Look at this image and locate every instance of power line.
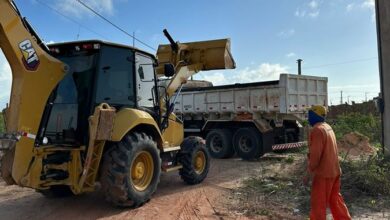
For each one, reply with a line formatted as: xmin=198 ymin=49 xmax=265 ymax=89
xmin=76 ymin=0 xmax=156 ymax=51
xmin=304 ymin=57 xmax=378 ymax=70
xmin=35 ymin=0 xmax=107 ymax=40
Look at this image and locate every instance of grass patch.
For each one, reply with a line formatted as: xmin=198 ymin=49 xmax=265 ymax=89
xmin=232 ymin=154 xmax=390 ymax=218
xmin=341 ymin=155 xmax=390 ymax=201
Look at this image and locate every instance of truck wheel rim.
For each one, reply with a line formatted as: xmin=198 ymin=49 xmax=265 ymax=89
xmin=238 ymin=136 xmax=252 ymax=153
xmin=210 ymin=135 xmax=223 ymax=153
xmin=194 ymin=151 xmax=206 ymax=174
xmin=130 ymin=151 xmax=154 ymax=191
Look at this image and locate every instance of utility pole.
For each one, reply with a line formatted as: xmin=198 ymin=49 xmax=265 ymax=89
xmin=376 ymin=0 xmax=390 ymax=155
xmin=297 ymin=59 xmax=303 ymax=75
xmin=340 ymin=91 xmax=343 ymax=104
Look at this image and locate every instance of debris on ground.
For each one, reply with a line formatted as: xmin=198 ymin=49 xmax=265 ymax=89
xmin=337 ymin=132 xmax=377 ymax=158
xmin=228 ymin=153 xmax=390 ymax=219
xmin=0 ymin=153 xmax=389 ymax=219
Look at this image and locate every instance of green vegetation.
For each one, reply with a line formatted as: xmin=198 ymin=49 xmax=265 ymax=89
xmin=0 ymin=112 xmax=4 ymax=133
xmin=341 ymin=154 xmax=390 ymax=198
xmin=331 ymin=113 xmax=381 ymax=144
xmin=234 ymin=154 xmax=390 ymax=217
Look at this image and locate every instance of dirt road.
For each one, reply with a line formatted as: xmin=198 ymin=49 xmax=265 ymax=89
xmin=1 ymin=154 xmax=388 ymax=220
xmin=0 ymin=158 xmax=264 ymax=220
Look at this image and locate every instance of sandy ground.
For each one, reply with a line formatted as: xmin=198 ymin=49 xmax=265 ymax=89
xmin=0 ymin=158 xmax=264 ymax=220
xmin=0 ymin=155 xmax=389 ymax=220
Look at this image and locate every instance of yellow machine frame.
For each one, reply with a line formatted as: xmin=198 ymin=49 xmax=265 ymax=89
xmin=0 ymin=0 xmax=235 ymax=195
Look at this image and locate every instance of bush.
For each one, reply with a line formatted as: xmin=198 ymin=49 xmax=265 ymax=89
xmin=341 ymin=155 xmax=390 ymax=195
xmin=331 ymin=113 xmax=381 ymax=144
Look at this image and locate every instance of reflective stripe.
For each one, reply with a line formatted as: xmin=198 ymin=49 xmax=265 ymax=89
xmin=272 ymin=141 xmax=307 ymax=150
xmin=21 ymin=132 xmax=36 ymax=140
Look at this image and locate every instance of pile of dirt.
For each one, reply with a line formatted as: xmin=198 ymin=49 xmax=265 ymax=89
xmin=337 ymin=132 xmax=376 ymax=158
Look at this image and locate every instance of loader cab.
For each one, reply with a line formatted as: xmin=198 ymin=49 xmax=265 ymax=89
xmin=41 ymin=41 xmax=160 ymax=145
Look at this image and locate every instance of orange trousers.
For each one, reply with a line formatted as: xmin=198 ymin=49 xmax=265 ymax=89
xmin=310 ymin=175 xmax=351 ymax=220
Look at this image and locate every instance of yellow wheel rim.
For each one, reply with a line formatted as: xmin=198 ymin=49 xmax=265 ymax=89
xmin=130 ymin=151 xmax=154 ymax=192
xmin=194 ymin=151 xmax=206 ymax=175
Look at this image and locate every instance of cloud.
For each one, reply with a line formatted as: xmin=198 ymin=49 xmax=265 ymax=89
xmin=309 ymin=0 xmax=319 ymax=9
xmin=295 ymin=1 xmax=321 ymax=18
xmin=278 ymin=29 xmax=295 ymax=39
xmin=329 ymin=84 xmax=378 ymax=90
xmin=286 ymin=52 xmax=296 ymax=58
xmin=346 ymin=3 xmax=355 ymax=12
xmin=45 ymin=40 xmax=56 ymax=45
xmin=347 ymin=0 xmax=375 ymax=20
xmin=361 ymin=0 xmax=374 ymax=10
xmin=198 ymin=63 xmax=289 ymax=86
xmin=53 ymin=0 xmax=116 ymax=18
xmin=308 ymin=11 xmax=320 ymax=18
xmin=295 ymin=9 xmax=306 ymax=17
xmin=198 ymin=72 xmax=227 ymax=86
xmin=233 ymin=63 xmax=289 ymax=82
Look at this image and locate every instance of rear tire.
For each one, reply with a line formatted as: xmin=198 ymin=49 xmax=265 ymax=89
xmin=233 ymin=128 xmax=263 ymax=160
xmin=179 ymin=137 xmax=210 ymax=185
xmin=206 ymin=129 xmax=234 ymax=158
xmin=100 ymin=133 xmax=161 ymax=207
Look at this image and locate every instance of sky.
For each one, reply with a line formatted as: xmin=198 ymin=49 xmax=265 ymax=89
xmin=0 ymin=0 xmax=379 ymax=108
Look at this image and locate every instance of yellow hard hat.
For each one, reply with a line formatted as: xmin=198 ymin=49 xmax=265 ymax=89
xmin=310 ymin=105 xmax=327 ymax=117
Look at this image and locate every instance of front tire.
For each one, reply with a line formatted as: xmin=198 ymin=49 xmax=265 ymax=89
xmin=100 ymin=133 xmax=161 ymax=207
xmin=179 ymin=137 xmax=210 ymax=185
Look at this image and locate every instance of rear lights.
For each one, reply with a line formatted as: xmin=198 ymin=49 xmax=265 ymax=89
xmin=50 ymin=43 xmax=100 ymax=54
xmin=50 ymin=47 xmax=60 ymax=54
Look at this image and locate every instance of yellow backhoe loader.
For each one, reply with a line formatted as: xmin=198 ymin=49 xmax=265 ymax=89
xmin=0 ymin=0 xmax=235 ymax=207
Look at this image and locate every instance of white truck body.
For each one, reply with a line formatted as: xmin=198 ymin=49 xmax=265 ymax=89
xmin=174 ymin=74 xmax=328 ymax=120
xmin=172 ymin=74 xmax=328 ymax=160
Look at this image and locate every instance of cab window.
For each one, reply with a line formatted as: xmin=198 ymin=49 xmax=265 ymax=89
xmin=95 ymin=46 xmax=135 ymax=107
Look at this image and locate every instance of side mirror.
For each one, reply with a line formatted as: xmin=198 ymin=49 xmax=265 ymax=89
xmin=164 ymin=63 xmax=175 ymax=77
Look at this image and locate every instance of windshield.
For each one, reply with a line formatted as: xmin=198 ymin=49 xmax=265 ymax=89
xmin=95 ymin=46 xmax=135 ymax=106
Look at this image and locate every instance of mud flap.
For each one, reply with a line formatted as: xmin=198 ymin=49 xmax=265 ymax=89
xmin=261 ymin=131 xmax=275 ymax=154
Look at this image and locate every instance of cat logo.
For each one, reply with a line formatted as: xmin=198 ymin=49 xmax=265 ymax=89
xmin=19 ymin=39 xmax=40 ymax=71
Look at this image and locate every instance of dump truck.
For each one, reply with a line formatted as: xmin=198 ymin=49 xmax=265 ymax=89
xmin=173 ymin=74 xmax=328 ymax=160
xmin=0 ymin=0 xmax=235 ymax=207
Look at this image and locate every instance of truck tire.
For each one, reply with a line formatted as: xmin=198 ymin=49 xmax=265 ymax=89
xmin=179 ymin=137 xmax=210 ymax=185
xmin=100 ymin=133 xmax=161 ymax=207
xmin=206 ymin=129 xmax=234 ymax=158
xmin=233 ymin=128 xmax=263 ymax=160
xmin=37 ymin=185 xmax=74 ymax=198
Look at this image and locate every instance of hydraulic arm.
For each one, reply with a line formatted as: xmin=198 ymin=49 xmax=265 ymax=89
xmin=156 ymin=30 xmax=235 ymax=127
xmin=0 ymin=0 xmax=67 ymax=182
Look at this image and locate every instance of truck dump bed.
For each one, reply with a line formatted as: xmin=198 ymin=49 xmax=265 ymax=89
xmin=175 ymin=74 xmax=328 ymax=119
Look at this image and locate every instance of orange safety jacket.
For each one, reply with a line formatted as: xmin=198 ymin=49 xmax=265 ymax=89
xmin=308 ymin=122 xmax=341 ymax=178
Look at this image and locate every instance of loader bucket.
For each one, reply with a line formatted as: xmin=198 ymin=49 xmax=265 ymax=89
xmin=156 ymin=38 xmax=235 ymax=74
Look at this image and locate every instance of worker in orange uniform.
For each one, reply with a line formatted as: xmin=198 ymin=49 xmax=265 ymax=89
xmin=305 ymin=105 xmax=351 ymax=220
